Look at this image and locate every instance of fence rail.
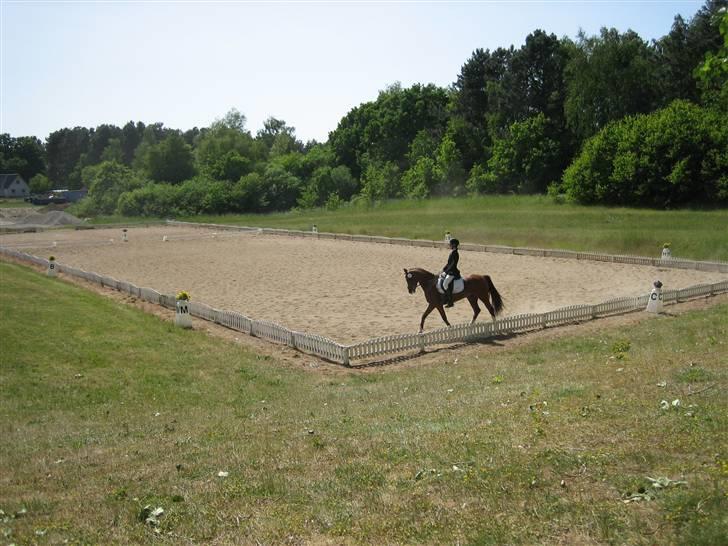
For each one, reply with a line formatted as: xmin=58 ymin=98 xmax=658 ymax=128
xmin=3 ymin=230 xmax=728 ymax=366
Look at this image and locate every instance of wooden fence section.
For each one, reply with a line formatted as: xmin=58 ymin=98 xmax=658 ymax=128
xmin=2 ymin=243 xmax=728 ymax=367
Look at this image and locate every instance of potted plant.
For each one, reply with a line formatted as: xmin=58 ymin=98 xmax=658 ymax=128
xmin=174 ymin=291 xmax=192 ymax=328
xmin=661 ymin=243 xmax=672 ymax=260
xmin=122 ymin=228 xmax=128 ymax=242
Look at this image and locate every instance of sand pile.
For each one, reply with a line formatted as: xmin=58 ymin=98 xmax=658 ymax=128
xmin=0 ymin=208 xmax=84 ymax=228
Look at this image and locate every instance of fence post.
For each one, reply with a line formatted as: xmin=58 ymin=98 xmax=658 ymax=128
xmin=418 ymin=333 xmax=425 ymax=353
xmin=342 ymin=347 xmax=350 ymax=367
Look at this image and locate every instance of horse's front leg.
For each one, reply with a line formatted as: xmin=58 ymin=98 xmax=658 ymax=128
xmin=435 ymin=304 xmax=451 ymax=328
xmin=420 ymin=303 xmax=436 ymax=333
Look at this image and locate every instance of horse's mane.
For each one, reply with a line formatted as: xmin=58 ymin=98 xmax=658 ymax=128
xmin=408 ymin=267 xmax=436 ymax=279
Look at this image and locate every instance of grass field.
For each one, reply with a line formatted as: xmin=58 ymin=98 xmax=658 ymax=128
xmin=1 ymin=260 xmax=726 ymax=545
xmin=89 ymin=196 xmax=728 ymax=262
xmin=0 ymin=199 xmax=36 ymax=208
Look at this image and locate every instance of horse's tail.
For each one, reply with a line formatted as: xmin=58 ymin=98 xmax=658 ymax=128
xmin=486 ymin=275 xmax=504 ymax=315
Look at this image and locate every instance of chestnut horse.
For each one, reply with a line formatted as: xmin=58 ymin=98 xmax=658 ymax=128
xmin=403 ymin=267 xmax=504 ymax=332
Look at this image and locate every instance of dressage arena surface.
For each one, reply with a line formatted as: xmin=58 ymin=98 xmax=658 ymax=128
xmin=2 ymin=225 xmax=726 ymax=343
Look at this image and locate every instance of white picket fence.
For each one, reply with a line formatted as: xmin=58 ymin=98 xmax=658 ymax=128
xmin=2 ymin=234 xmax=728 ymax=367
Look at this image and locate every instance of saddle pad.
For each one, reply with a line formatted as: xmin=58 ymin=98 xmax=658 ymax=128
xmin=437 ymin=277 xmax=465 ymax=294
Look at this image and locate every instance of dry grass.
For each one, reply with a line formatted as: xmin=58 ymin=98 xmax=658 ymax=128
xmin=1 ymin=260 xmax=726 ymax=545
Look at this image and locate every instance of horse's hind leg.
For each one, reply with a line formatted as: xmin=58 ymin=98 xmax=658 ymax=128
xmin=467 ymin=295 xmax=481 ymax=324
xmin=479 ymin=289 xmax=497 ymax=321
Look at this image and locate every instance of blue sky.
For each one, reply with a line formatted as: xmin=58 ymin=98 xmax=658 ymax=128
xmin=1 ymin=0 xmax=706 ymax=143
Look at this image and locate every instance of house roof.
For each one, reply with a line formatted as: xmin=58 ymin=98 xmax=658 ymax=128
xmin=0 ymin=173 xmax=27 ymax=190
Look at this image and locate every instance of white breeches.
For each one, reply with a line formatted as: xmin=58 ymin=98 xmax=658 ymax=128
xmin=443 ymin=274 xmax=455 ymax=290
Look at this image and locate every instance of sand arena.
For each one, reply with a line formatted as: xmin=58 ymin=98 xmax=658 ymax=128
xmin=2 ymin=225 xmax=725 ymax=343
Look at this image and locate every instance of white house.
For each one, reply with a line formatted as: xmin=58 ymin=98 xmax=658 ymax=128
xmin=0 ymin=174 xmax=30 ymax=198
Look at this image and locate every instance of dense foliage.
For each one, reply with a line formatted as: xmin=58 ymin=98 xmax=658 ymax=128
xmin=559 ymin=100 xmax=728 ymax=206
xmin=1 ymin=1 xmax=725 ymax=213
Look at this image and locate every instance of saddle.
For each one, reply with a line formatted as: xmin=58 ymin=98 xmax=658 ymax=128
xmin=436 ymin=275 xmax=465 ymax=295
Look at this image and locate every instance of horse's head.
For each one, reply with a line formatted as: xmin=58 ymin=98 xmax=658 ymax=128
xmin=403 ymin=268 xmax=418 ymax=294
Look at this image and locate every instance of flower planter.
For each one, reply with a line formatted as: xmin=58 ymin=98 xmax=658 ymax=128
xmin=47 ymin=260 xmax=57 ymax=277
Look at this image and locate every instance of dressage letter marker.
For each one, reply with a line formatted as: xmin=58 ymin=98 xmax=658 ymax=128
xmin=646 ymin=280 xmax=664 ymax=314
xmin=175 ymin=299 xmax=192 ymax=328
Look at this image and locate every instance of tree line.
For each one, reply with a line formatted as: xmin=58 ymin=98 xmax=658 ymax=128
xmin=1 ymin=0 xmax=726 ymax=214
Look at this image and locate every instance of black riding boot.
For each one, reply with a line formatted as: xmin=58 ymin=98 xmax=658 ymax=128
xmin=445 ymin=284 xmax=454 ymax=307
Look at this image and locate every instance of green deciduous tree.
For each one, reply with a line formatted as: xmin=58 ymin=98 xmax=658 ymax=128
xmin=261 ymin=164 xmax=302 ymax=211
xmin=482 ymin=113 xmax=561 ymax=194
xmin=655 ymin=2 xmax=727 ymax=106
xmin=141 ymin=133 xmax=196 ymax=184
xmin=29 ymin=173 xmax=51 ymax=194
xmin=561 ymin=100 xmax=728 ymax=206
xmin=329 ymin=83 xmax=449 ymax=178
xmin=696 ymin=5 xmax=728 ymax=108
xmin=0 ymin=134 xmax=46 ymax=181
xmin=256 ymin=117 xmax=302 ymax=157
xmin=401 ymin=157 xmax=438 ymax=198
xmin=80 ymin=161 xmax=144 ymax=214
xmin=565 ymin=28 xmax=659 ymax=140
xmin=87 ymin=124 xmax=123 ymax=165
xmin=297 ymin=165 xmax=356 ymax=208
xmin=116 ymin=183 xmax=180 ymax=217
xmin=433 ymin=134 xmax=467 ymax=195
xmin=359 ymin=160 xmax=401 ymax=201
xmin=100 ymin=138 xmax=124 ymax=163
xmin=231 ymin=172 xmax=268 ymax=212
xmin=196 ymin=112 xmax=263 ymax=182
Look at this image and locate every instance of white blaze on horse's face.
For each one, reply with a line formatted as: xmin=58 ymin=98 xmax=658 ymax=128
xmin=404 ymin=270 xmax=417 ymax=294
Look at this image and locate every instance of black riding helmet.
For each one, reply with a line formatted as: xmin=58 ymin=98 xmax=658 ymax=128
xmin=449 ymin=238 xmax=460 ymax=248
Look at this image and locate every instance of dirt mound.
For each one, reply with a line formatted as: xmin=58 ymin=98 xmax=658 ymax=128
xmin=0 ymin=208 xmax=84 ymax=228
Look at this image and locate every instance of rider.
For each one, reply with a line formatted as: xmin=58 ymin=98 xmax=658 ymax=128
xmin=441 ymin=238 xmax=461 ymax=307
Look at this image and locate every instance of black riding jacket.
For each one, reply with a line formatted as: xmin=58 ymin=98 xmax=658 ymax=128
xmin=443 ymin=249 xmax=461 ymax=278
